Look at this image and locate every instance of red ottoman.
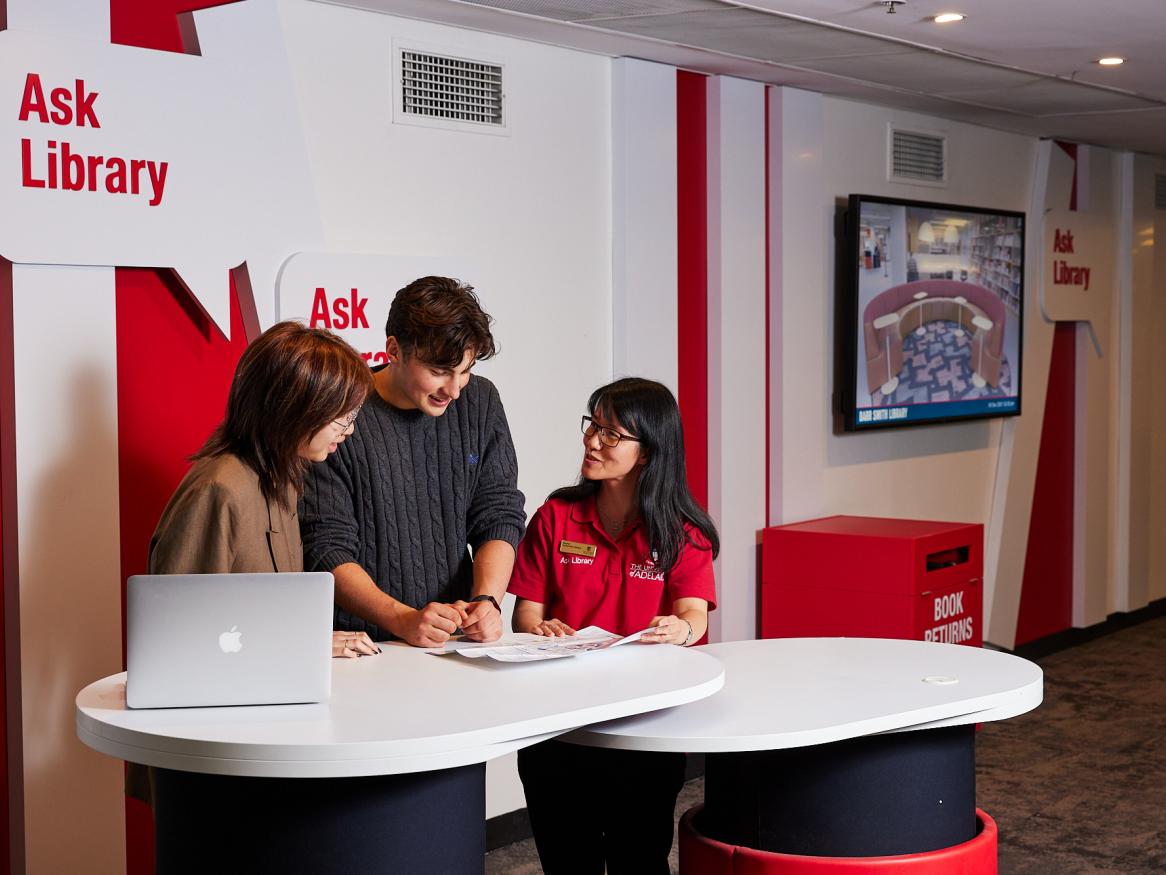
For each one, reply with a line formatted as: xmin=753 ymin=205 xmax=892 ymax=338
xmin=680 ymin=805 xmax=998 ymax=875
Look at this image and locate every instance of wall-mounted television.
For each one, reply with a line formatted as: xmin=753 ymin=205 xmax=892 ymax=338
xmin=839 ymin=194 xmax=1024 ymax=431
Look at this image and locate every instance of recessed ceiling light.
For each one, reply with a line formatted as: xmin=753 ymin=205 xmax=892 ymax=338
xmin=933 ymin=13 xmax=965 ymax=23
xmin=1097 ymin=57 xmax=1125 ymax=66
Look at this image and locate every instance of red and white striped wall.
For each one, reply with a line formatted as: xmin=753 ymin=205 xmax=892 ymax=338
xmin=1 ymin=5 xmax=1163 ymax=874
xmin=1 ymin=5 xmax=254 ymax=874
xmin=612 ymin=61 xmax=769 ymax=645
xmin=611 ymin=65 xmax=1164 ymax=660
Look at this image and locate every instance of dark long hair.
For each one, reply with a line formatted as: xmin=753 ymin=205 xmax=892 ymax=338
xmin=550 ymin=378 xmax=719 ymax=575
xmin=195 ymin=321 xmax=373 ymax=509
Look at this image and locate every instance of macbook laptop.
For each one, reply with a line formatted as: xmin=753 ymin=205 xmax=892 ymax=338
xmin=126 ymin=572 xmax=334 ymax=709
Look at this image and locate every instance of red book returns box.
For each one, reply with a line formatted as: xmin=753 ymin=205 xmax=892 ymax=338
xmin=760 ymin=515 xmax=983 ymax=647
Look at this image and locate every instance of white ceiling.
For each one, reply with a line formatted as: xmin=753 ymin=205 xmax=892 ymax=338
xmin=321 ymin=0 xmax=1166 ymax=156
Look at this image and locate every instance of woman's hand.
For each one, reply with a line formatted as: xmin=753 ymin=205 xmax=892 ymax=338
xmin=529 ymin=619 xmax=576 ymax=637
xmin=332 ymin=630 xmax=380 ymax=658
xmin=640 ymin=615 xmax=692 ymax=646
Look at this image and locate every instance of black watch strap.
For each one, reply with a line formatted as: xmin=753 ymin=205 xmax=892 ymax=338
xmin=470 ymin=594 xmax=501 ymax=613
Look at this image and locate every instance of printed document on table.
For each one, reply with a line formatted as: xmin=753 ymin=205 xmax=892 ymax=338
xmin=429 ymin=626 xmax=649 ymax=662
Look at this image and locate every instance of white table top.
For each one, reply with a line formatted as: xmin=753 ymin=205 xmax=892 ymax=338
xmin=76 ymin=642 xmax=724 ymax=777
xmin=872 ymin=313 xmax=900 ymax=330
xmin=564 ymin=638 xmax=1042 ymax=753
xmin=913 ymin=291 xmax=929 ymax=300
xmin=972 ymin=315 xmax=994 ymax=331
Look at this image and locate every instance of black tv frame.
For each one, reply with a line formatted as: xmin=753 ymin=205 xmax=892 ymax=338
xmin=838 ymin=193 xmax=1025 ymax=433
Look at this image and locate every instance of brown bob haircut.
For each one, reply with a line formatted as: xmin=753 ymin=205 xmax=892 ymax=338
xmin=384 ymin=276 xmax=497 ymax=368
xmin=196 ymin=321 xmax=373 ymax=509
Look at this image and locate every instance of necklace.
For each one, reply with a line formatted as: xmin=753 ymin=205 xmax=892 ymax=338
xmin=599 ymin=506 xmax=636 ymax=537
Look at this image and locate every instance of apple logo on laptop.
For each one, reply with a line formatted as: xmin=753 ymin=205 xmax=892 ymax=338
xmin=218 ymin=625 xmax=243 ymax=653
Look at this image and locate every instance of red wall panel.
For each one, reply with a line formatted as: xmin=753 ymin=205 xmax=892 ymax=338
xmin=677 ymin=71 xmax=709 ymax=510
xmin=1015 ymin=142 xmax=1080 ymax=647
xmin=1016 ymin=322 xmax=1076 ymax=645
xmin=1 ymin=258 xmax=15 ymax=875
xmin=109 ymin=5 xmax=253 ymax=873
xmin=115 ymin=268 xmax=248 ymax=875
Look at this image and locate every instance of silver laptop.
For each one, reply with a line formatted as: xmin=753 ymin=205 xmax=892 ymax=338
xmin=126 ymin=572 xmax=334 ymax=709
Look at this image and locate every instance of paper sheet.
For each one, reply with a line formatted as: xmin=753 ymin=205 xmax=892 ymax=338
xmin=428 ymin=626 xmax=649 ymax=662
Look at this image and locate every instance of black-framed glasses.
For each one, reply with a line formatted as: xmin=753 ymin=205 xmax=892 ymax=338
xmin=581 ymin=415 xmax=640 ymax=448
xmin=332 ymin=407 xmax=362 ymax=432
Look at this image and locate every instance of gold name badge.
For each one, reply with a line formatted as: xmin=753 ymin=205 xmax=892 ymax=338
xmin=559 ymin=539 xmax=598 ymax=558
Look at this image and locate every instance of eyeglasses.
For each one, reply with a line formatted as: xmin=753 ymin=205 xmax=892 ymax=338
xmin=581 ymin=415 xmax=640 ymax=448
xmin=332 ymin=407 xmax=362 ymax=432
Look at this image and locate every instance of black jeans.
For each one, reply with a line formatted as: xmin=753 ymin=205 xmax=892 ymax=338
xmin=517 ymin=739 xmax=687 ymax=875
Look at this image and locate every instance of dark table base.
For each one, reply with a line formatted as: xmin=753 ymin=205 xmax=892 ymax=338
xmin=701 ymin=724 xmax=976 ymax=856
xmin=153 ymin=763 xmax=485 ymax=875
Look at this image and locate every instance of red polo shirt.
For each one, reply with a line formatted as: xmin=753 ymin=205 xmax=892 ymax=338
xmin=507 ymin=496 xmax=717 ymax=637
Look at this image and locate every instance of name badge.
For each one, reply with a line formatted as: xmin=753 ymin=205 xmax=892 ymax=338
xmin=559 ymin=539 xmax=597 ymax=558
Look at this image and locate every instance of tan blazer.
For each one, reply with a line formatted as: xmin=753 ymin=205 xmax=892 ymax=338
xmin=131 ymin=454 xmax=303 ymax=804
xmin=148 ymin=453 xmax=303 ymax=574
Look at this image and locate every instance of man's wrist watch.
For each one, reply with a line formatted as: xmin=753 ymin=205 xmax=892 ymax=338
xmin=470 ymin=594 xmax=501 ymax=613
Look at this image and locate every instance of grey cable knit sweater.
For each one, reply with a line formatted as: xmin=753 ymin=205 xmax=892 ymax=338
xmin=300 ymin=373 xmax=525 ymax=640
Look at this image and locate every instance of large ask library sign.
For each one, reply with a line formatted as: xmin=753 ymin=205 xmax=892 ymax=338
xmin=1041 ymin=210 xmax=1114 ymax=353
xmin=0 ymin=23 xmax=317 ymax=337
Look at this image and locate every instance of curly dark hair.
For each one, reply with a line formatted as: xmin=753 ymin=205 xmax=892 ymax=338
xmin=384 ymin=276 xmax=497 ymax=368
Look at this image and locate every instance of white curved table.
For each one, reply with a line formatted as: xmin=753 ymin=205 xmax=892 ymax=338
xmin=77 ymin=642 xmax=724 ymax=874
xmin=566 ymin=638 xmax=1042 ymax=859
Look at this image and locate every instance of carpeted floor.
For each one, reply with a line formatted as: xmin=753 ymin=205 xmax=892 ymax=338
xmin=976 ymin=616 xmax=1165 ymax=873
xmin=486 ymin=616 xmax=1165 ymax=874
xmin=872 ymin=318 xmax=1014 ymax=407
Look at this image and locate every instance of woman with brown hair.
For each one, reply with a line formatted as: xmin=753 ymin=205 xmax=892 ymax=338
xmin=149 ymin=320 xmax=378 ymax=658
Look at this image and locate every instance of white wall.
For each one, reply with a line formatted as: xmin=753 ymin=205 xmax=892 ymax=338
xmin=772 ymin=90 xmax=1039 ymax=645
xmin=1136 ymin=153 xmax=1166 ymax=604
xmin=777 ymin=91 xmax=1035 ymax=526
xmin=277 ymin=0 xmax=612 ymax=818
xmin=612 ymin=58 xmax=678 ymax=390
xmin=707 ymin=76 xmax=767 ymax=643
xmin=12 ymin=265 xmax=125 ymax=874
xmin=5 ymin=6 xmax=127 ymax=874
xmin=987 ymin=141 xmax=1071 ymax=647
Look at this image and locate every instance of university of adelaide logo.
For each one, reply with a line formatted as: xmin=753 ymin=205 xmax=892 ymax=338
xmin=628 ymin=558 xmax=664 ymax=581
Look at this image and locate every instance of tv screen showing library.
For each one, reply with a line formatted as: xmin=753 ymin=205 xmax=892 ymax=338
xmin=843 ymin=195 xmax=1024 ymax=431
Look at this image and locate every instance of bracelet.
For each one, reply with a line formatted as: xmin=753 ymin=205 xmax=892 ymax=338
xmin=681 ymin=619 xmax=694 ymax=646
xmin=470 ymin=594 xmax=501 ymax=613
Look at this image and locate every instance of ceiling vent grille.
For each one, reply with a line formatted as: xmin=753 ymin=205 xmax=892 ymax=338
xmin=1155 ymin=174 xmax=1166 ymax=210
xmin=401 ymin=50 xmax=504 ymax=126
xmin=890 ymin=128 xmax=946 ymax=184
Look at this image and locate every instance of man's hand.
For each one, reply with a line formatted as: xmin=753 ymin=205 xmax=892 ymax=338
xmin=456 ymin=599 xmax=503 ymax=642
xmin=395 ymin=601 xmax=468 ymax=647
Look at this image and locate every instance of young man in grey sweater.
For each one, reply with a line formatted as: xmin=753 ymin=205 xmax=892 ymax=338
xmin=301 ymin=276 xmax=525 ymax=647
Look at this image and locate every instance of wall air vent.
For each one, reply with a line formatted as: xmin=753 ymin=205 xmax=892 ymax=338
xmin=889 ymin=128 xmax=946 ymax=185
xmin=1155 ymin=173 xmax=1166 ymax=210
xmin=399 ymin=49 xmax=504 ymax=127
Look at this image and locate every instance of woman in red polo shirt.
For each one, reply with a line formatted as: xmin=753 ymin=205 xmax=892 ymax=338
xmin=508 ymin=377 xmax=718 ymax=875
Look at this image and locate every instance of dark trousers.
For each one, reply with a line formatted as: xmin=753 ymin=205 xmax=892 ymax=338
xmin=517 ymin=739 xmax=686 ymax=875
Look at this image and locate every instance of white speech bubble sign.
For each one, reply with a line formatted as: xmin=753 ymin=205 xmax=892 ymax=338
xmin=277 ymin=253 xmax=479 ymax=364
xmin=0 ymin=3 xmax=323 ymax=338
xmin=0 ymin=30 xmax=246 ymax=333
xmin=1041 ymin=210 xmax=1114 ymax=355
